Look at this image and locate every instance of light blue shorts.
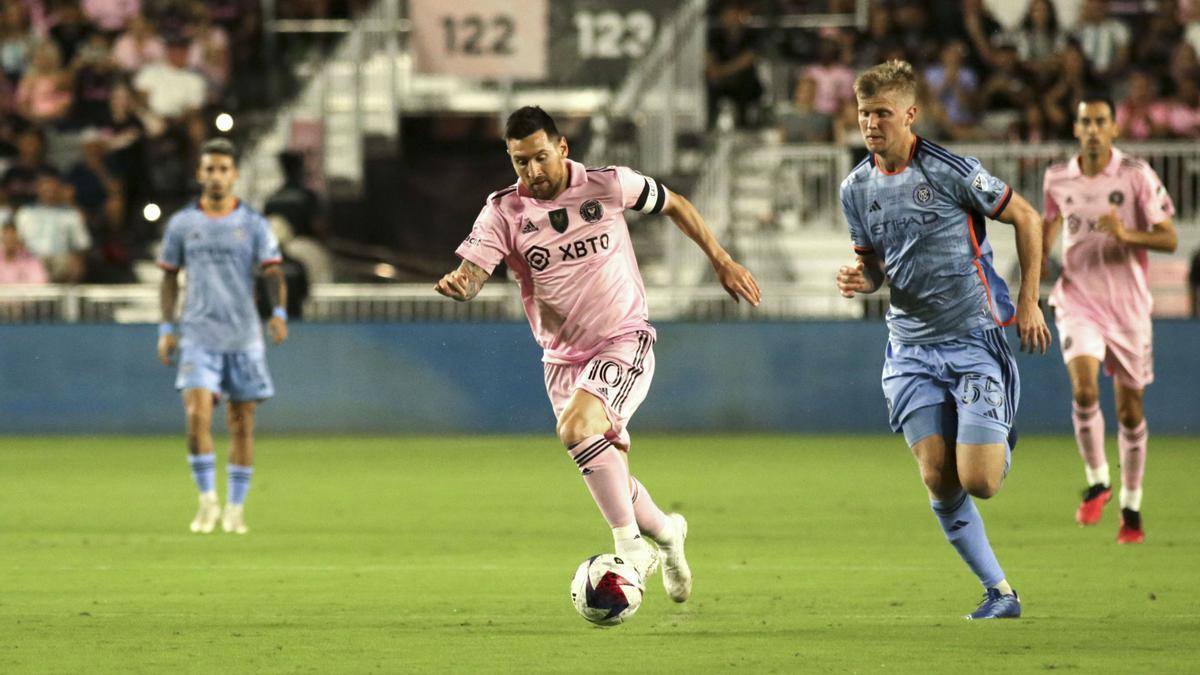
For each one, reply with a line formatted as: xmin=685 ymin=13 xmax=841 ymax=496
xmin=176 ymin=345 xmax=275 ymax=402
xmin=882 ymin=328 xmax=1019 ymax=446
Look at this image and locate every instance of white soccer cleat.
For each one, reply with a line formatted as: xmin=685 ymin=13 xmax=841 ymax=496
xmin=622 ymin=542 xmax=660 ymax=587
xmin=190 ymin=492 xmax=220 ymax=534
xmin=658 ymin=513 xmax=692 ymax=603
xmin=220 ymin=503 xmax=249 ymax=534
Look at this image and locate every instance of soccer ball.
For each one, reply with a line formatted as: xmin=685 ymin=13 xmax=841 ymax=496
xmin=570 ymin=553 xmax=645 ymax=626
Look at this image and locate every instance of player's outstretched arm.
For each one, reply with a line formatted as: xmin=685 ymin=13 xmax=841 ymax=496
xmin=158 ymin=269 xmax=179 ymax=366
xmin=434 ymin=259 xmax=490 ymax=302
xmin=660 ymin=193 xmax=761 ymax=306
xmin=996 ymin=192 xmax=1052 ymax=354
xmin=263 ymin=263 xmax=289 ymax=345
xmin=836 ymin=254 xmax=884 ymax=298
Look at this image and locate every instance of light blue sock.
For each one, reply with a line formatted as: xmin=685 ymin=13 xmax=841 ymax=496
xmin=188 ymin=454 xmax=216 ymax=494
xmin=930 ymin=489 xmax=1005 ymax=589
xmin=227 ymin=464 xmax=254 ymax=505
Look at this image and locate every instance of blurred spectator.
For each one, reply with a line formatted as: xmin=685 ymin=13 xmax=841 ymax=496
xmin=1010 ymin=0 xmax=1064 ymax=84
xmin=14 ymin=168 xmax=90 ymax=283
xmin=1071 ymin=0 xmax=1129 ymax=79
xmin=65 ymin=129 xmax=121 ymax=226
xmin=112 ymin=14 xmax=164 ymax=73
xmin=1165 ymin=78 xmax=1200 ymax=138
xmin=133 ymin=34 xmax=204 ymax=120
xmin=86 ymin=184 xmax=137 ymax=283
xmin=0 ymin=3 xmax=35 ymax=84
xmin=185 ymin=2 xmax=230 ymax=102
xmin=778 ymin=75 xmax=833 ymax=142
xmin=801 ymin=36 xmax=854 ymax=116
xmin=1167 ymin=42 xmax=1200 ymax=94
xmin=1116 ymin=71 xmax=1169 ymax=140
xmin=1043 ymin=39 xmax=1095 ymax=137
xmin=47 ymin=0 xmax=95 ymax=65
xmin=0 ymin=220 xmax=49 ymax=284
xmin=978 ymin=41 xmax=1031 ymax=114
xmin=1185 ymin=1 xmax=1200 ymax=60
xmin=15 ymin=40 xmax=74 ymax=124
xmin=1 ymin=127 xmax=53 ymax=206
xmin=264 ymin=150 xmax=326 ymax=240
xmin=891 ymin=1 xmax=934 ymax=66
xmin=70 ymin=32 xmax=118 ymax=128
xmin=831 ymin=97 xmax=863 ymax=149
xmin=705 ymin=2 xmax=764 ymax=129
xmin=1133 ymin=0 xmax=1183 ymax=74
xmin=924 ymin=41 xmax=979 ymax=128
xmin=853 ymin=4 xmax=901 ymax=70
xmin=82 ymin=0 xmax=141 ymax=35
xmin=959 ymin=0 xmax=1005 ymax=71
xmin=1008 ymin=101 xmax=1053 ymax=143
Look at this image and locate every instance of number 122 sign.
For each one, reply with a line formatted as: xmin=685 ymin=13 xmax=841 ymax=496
xmin=410 ymin=0 xmax=548 ymax=80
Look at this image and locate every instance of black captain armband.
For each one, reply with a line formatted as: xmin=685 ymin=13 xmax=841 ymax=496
xmin=632 ymin=177 xmax=668 ymax=215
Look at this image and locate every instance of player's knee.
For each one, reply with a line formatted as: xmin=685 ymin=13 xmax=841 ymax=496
xmin=919 ymin=465 xmax=951 ymax=496
xmin=962 ymin=473 xmax=1001 ymax=500
xmin=1071 ymin=385 xmax=1099 ymax=408
xmin=1116 ymin=408 xmax=1143 ymax=429
xmin=556 ymin=411 xmax=605 ymax=448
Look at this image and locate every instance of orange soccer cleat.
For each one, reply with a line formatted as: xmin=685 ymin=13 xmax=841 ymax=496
xmin=1118 ymin=508 xmax=1145 ymax=544
xmin=1075 ymin=484 xmax=1112 ymax=526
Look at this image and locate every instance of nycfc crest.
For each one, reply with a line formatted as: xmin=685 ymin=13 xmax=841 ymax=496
xmin=912 ymin=183 xmax=933 ymax=205
xmin=580 ymin=199 xmax=604 ymax=223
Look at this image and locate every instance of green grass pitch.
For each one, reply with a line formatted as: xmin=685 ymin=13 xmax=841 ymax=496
xmin=2 ymin=434 xmax=1198 ymax=673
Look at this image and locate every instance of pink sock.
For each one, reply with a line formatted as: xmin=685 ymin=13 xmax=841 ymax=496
xmin=569 ymin=435 xmax=635 ymax=528
xmin=630 ymin=476 xmax=669 ymax=542
xmin=1119 ymin=419 xmax=1148 ymax=491
xmin=1072 ymin=401 xmax=1107 ymax=472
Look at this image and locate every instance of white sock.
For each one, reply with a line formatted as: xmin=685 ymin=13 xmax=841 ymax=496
xmin=1085 ymin=462 xmax=1111 ymax=488
xmin=612 ymin=523 xmax=646 ymax=558
xmin=1120 ymin=487 xmax=1143 ymax=511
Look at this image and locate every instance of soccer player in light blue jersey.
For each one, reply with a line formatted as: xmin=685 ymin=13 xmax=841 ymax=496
xmin=834 ymin=61 xmax=1052 ymax=620
xmin=156 ymin=138 xmax=288 ymax=535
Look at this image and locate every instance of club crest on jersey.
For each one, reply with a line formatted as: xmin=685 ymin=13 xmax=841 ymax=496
xmin=521 ymin=219 xmax=538 ymax=234
xmin=525 ymin=245 xmax=550 ymax=271
xmin=580 ymin=199 xmax=604 ymax=223
xmin=549 ymin=208 xmax=570 ymax=233
xmin=912 ymin=183 xmax=933 ymax=205
xmin=1109 ymin=190 xmax=1124 ymax=206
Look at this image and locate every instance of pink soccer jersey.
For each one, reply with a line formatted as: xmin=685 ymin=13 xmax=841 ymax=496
xmin=1043 ymin=147 xmax=1175 ymax=329
xmin=455 ymin=160 xmax=668 ymax=364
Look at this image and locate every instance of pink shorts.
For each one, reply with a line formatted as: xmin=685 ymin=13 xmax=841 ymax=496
xmin=543 ymin=331 xmax=655 ymax=451
xmin=1056 ymin=310 xmax=1153 ymax=389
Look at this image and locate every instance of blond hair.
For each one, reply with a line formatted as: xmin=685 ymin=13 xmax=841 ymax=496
xmin=853 ymin=59 xmax=917 ymax=100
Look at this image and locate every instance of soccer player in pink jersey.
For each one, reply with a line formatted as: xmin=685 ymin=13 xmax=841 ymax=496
xmin=1042 ymin=93 xmax=1178 ymax=544
xmin=435 ymin=106 xmax=761 ymax=601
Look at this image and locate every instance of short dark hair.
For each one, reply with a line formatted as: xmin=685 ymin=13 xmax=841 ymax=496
xmin=1078 ymin=90 xmax=1116 ymax=118
xmin=504 ymin=106 xmax=559 ymax=141
xmin=200 ymin=137 xmax=237 ymax=162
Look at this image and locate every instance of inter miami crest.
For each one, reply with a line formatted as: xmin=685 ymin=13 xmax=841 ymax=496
xmin=580 ymin=199 xmax=604 ymax=223
xmin=549 ymin=208 xmax=570 ymax=233
xmin=1109 ymin=190 xmax=1125 ymax=206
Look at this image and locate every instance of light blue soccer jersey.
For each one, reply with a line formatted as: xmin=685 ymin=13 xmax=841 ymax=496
xmin=840 ymin=136 xmax=1016 ymax=344
xmin=157 ymin=201 xmax=282 ymax=352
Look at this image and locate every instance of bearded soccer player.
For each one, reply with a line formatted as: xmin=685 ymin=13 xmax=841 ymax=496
xmin=435 ymin=106 xmax=761 ymax=601
xmin=835 ymin=61 xmax=1052 ymax=620
xmin=1042 ymin=94 xmax=1177 ymax=544
xmin=157 ymin=138 xmax=288 ymax=535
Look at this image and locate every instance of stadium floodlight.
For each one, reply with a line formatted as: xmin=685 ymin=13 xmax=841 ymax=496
xmin=215 ymin=113 xmax=234 ymax=133
xmin=143 ymin=203 xmax=162 ymax=222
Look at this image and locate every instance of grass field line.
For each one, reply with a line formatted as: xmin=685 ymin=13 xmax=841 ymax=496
xmin=0 ymin=562 xmax=1130 ymax=573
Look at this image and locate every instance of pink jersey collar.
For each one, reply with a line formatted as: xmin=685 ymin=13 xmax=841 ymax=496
xmin=516 ymin=159 xmax=588 ymax=199
xmin=1069 ymin=146 xmax=1124 ymax=178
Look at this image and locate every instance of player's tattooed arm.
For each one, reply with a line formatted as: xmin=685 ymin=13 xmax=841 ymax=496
xmin=158 ymin=269 xmax=179 ymax=366
xmin=263 ymin=264 xmax=289 ymax=345
xmin=1041 ymin=215 xmax=1061 ymax=280
xmin=434 ymin=259 xmax=490 ymax=302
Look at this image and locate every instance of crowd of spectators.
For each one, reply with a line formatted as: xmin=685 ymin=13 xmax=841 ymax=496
xmin=707 ymin=0 xmax=1200 ymax=146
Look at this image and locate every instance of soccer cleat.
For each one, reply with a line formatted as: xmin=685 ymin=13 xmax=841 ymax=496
xmin=1117 ymin=508 xmax=1144 ymax=544
xmin=657 ymin=513 xmax=693 ymax=602
xmin=190 ymin=492 xmax=220 ymax=533
xmin=220 ymin=504 xmax=249 ymax=535
xmin=966 ymin=588 xmax=1021 ymax=620
xmin=1075 ymin=484 xmax=1112 ymax=526
xmin=622 ymin=544 xmax=659 ymax=587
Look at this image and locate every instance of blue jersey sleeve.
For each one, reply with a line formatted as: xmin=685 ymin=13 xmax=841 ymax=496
xmin=255 ymin=214 xmax=283 ymax=267
xmin=841 ymin=186 xmax=874 ymax=256
xmin=947 ymin=157 xmax=1013 ymax=219
xmin=158 ymin=216 xmax=185 ymax=270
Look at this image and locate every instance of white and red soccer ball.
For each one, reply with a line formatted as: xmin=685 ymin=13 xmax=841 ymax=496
xmin=570 ymin=553 xmax=644 ymax=626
